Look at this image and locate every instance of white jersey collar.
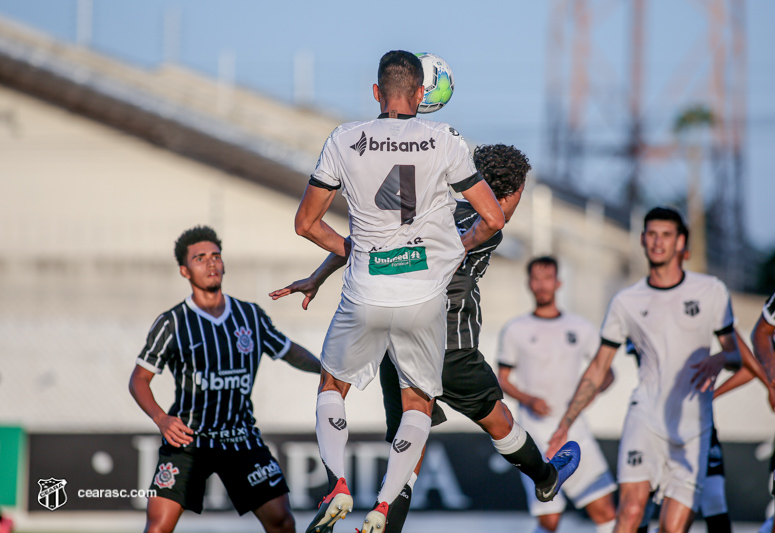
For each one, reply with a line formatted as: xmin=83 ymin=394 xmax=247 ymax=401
xmin=185 ymin=294 xmax=232 ymax=325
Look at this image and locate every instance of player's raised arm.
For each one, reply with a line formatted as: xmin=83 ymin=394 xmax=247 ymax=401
xmin=294 ymin=183 xmax=347 ymax=257
xmin=459 ymin=180 xmax=505 ymax=252
xmin=547 ymin=343 xmax=617 ymax=457
xmin=269 ymin=238 xmax=351 ymax=310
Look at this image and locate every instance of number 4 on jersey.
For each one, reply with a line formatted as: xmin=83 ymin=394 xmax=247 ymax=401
xmin=375 ymin=165 xmax=416 ymax=225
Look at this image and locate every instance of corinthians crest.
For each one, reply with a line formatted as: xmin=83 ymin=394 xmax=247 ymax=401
xmin=234 ymin=326 xmax=254 ymax=355
xmin=38 ymin=478 xmax=67 ymax=511
xmin=684 ymin=300 xmax=700 ymax=317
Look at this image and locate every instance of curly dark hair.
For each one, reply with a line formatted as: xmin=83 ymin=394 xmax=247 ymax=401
xmin=174 ymin=226 xmax=222 ymax=266
xmin=473 ymin=144 xmax=530 ymax=200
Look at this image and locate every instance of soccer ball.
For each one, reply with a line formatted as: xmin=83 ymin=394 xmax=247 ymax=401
xmin=416 ymin=53 xmax=454 ymax=113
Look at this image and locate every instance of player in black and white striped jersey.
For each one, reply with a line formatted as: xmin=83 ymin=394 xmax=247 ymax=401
xmin=752 ymin=291 xmax=775 ymax=533
xmin=129 ymin=226 xmax=321 ymax=533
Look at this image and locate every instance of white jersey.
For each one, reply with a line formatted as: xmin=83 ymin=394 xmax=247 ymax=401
xmin=311 ymin=114 xmax=479 ymax=307
xmin=497 ymin=313 xmax=600 ymax=423
xmin=600 ymin=271 xmax=734 ymax=444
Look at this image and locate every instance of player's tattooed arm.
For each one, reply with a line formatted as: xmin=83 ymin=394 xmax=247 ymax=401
xmin=547 ymin=343 xmax=617 ymax=457
xmin=752 ymin=314 xmax=775 ymax=386
xmin=129 ymin=365 xmax=193 ymax=447
xmin=269 ymin=238 xmax=351 ymax=310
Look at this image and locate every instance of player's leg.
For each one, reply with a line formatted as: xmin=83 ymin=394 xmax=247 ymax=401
xmin=217 ymin=442 xmax=294 ymax=532
xmin=252 ymin=494 xmax=295 ymax=533
xmin=379 ymin=355 xmax=443 ymax=533
xmin=537 ymin=513 xmax=561 ymax=532
xmin=701 ymin=474 xmax=730 ymax=533
xmin=585 ymin=494 xmax=617 ymax=533
xmin=436 ymin=349 xmax=570 ymax=495
xmin=615 ymin=481 xmax=652 ymax=533
xmin=702 ymin=427 xmax=730 ymax=533
xmin=361 ymin=295 xmax=445 ymax=533
xmin=658 ymin=497 xmax=694 ymax=533
xmin=145 ymin=497 xmax=184 ymax=533
xmin=309 ymin=298 xmax=391 ymax=533
xmin=145 ymin=444 xmax=207 ymax=533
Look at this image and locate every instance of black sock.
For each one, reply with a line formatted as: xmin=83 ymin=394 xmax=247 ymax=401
xmin=637 ymin=527 xmax=648 ymax=533
xmin=705 ymin=513 xmax=732 ymax=533
xmin=500 ymin=432 xmax=555 ymax=486
xmin=324 ymin=464 xmax=338 ymax=494
xmin=383 ymin=483 xmax=412 ymax=533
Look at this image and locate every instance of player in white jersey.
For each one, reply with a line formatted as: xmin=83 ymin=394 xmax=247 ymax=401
xmin=294 ymin=50 xmax=509 ymax=533
xmin=752 ymin=291 xmax=775 ymax=533
xmin=498 ymin=256 xmax=617 ymax=533
xmin=547 ymin=207 xmax=742 ymax=533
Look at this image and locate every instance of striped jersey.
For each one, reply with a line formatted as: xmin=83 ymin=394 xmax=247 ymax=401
xmin=446 ymin=200 xmax=503 ymax=350
xmin=136 ymin=295 xmax=291 ymax=449
xmin=763 ymin=291 xmax=775 ymax=326
xmin=311 ymin=113 xmax=480 ymax=307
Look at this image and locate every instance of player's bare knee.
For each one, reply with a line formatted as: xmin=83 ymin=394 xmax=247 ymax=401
xmin=538 ymin=513 xmax=561 ymax=531
xmin=617 ymin=499 xmax=646 ymax=528
xmin=260 ymin=511 xmax=295 ymax=533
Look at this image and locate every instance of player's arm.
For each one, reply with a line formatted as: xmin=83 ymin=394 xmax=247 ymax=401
xmin=547 ymin=343 xmax=618 ymax=457
xmin=282 ymin=342 xmax=322 ymax=373
xmin=458 ymin=180 xmax=505 ymax=252
xmin=691 ymin=329 xmax=741 ymax=393
xmin=752 ymin=313 xmax=775 ymax=386
xmin=269 ymin=238 xmax=351 ymax=310
xmin=497 ymin=365 xmax=550 ymax=417
xmin=294 ymin=183 xmax=347 ymax=257
xmin=129 ymin=365 xmax=193 ymax=447
xmin=715 ymin=329 xmax=771 ymax=396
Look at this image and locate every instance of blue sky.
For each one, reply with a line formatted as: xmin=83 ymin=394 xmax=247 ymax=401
xmin=1 ymin=0 xmax=773 ymax=248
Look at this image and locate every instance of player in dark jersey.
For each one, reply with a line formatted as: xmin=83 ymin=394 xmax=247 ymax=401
xmin=271 ymin=145 xmax=581 ymax=532
xmin=129 ymin=226 xmax=321 ymax=533
xmin=752 ymin=291 xmax=775 ymax=533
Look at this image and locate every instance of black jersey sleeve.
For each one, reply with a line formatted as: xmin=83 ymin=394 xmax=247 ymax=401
xmin=136 ymin=313 xmax=177 ymax=374
xmin=254 ymin=306 xmax=292 ymax=360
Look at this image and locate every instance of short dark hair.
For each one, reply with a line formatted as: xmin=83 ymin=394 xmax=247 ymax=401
xmin=174 ymin=226 xmax=222 ymax=266
xmin=527 ymin=256 xmax=558 ymax=276
xmin=473 ymin=144 xmax=530 ymax=199
xmin=643 ymin=207 xmax=690 ymax=247
xmin=377 ymin=51 xmax=424 ymax=100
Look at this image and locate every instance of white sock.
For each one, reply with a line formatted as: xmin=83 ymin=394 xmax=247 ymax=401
xmin=595 ymin=519 xmax=616 ymax=533
xmin=491 ymin=422 xmax=527 ymax=454
xmin=316 ymin=390 xmax=348 ymax=480
xmin=377 ymin=410 xmax=431 ymax=504
xmin=406 ymin=471 xmax=418 ymax=490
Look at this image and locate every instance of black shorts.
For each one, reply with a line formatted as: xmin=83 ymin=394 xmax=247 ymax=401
xmin=706 ymin=425 xmax=724 ymax=477
xmin=149 ymin=441 xmax=289 ymax=515
xmin=380 ymin=348 xmax=503 ymax=442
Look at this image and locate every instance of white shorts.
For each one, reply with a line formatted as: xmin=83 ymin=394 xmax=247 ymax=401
xmin=617 ymin=407 xmax=710 ymax=512
xmin=519 ymin=412 xmax=616 ymax=516
xmin=321 ymin=293 xmax=447 ymax=398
